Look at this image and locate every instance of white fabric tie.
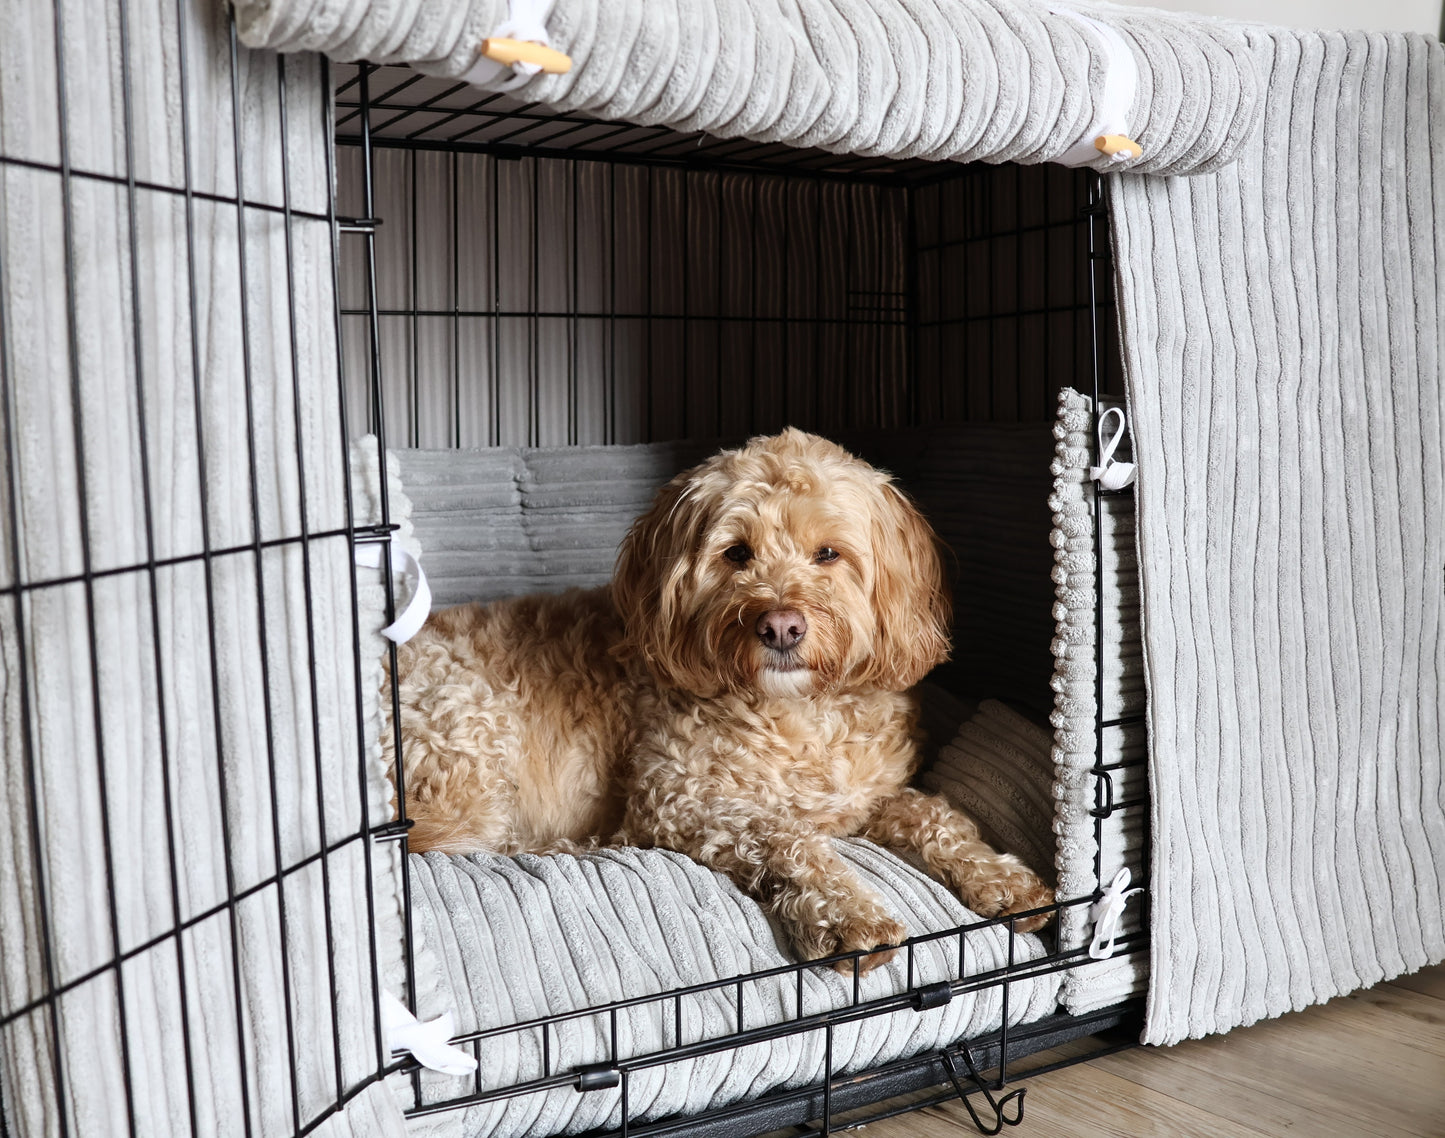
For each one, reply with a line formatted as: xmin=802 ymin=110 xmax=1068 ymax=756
xmin=1090 ymin=406 xmax=1137 ymax=490
xmin=1088 ymin=868 xmax=1144 ymax=960
xmin=459 ymin=0 xmax=555 ymax=90
xmin=354 ymin=537 xmax=432 ymax=644
xmin=1051 ymin=7 xmax=1140 ymax=166
xmin=381 ymin=992 xmax=477 ymax=1076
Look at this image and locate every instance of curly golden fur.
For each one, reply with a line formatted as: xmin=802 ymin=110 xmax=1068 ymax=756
xmin=387 ymin=429 xmax=1053 ymax=972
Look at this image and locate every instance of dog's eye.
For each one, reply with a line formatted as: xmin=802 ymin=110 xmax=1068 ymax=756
xmin=814 ymin=547 xmax=839 ymax=563
xmin=723 ymin=544 xmax=752 ymax=565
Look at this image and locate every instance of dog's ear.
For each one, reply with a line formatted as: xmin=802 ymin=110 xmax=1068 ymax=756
xmin=611 ymin=472 xmax=715 ymax=693
xmin=860 ymin=482 xmax=952 ymax=690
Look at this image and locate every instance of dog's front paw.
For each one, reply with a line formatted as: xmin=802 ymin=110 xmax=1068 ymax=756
xmin=959 ymin=862 xmax=1056 ymax=934
xmin=791 ymin=912 xmax=907 ymax=975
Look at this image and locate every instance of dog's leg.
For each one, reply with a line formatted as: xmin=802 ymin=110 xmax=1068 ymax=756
xmin=648 ymin=817 xmax=907 ymax=974
xmin=862 ymin=789 xmax=1055 ymax=932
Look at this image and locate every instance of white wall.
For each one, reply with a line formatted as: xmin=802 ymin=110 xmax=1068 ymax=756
xmin=1110 ymin=0 xmax=1440 ymax=33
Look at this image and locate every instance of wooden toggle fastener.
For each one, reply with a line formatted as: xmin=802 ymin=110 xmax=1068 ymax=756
xmin=480 ymin=37 xmax=572 ymax=74
xmin=1094 ymin=134 xmax=1142 ymax=160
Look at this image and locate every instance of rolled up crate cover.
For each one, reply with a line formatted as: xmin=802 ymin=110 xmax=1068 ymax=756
xmin=235 ymin=0 xmax=1261 ymax=176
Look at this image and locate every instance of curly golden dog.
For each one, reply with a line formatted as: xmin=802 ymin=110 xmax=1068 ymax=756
xmin=387 ymin=429 xmax=1053 ymax=971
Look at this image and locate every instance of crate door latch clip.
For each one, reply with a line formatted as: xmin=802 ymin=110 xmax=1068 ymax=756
xmin=938 ymin=1043 xmax=1026 ymax=1136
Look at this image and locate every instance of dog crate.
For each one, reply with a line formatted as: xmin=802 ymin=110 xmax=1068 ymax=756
xmin=333 ymin=57 xmax=1150 ymax=1138
xmin=0 ymin=5 xmax=1149 ymax=1134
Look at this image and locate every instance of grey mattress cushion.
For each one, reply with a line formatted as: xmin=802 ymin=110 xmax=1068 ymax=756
xmin=404 ymin=841 xmax=1059 ymax=1137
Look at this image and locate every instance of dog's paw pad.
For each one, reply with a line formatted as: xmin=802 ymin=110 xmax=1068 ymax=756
xmin=963 ymin=872 xmax=1056 ymax=933
xmin=797 ymin=913 xmax=906 ymax=975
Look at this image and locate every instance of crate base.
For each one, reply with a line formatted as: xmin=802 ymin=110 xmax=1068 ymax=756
xmin=573 ymin=1001 xmax=1143 ymax=1138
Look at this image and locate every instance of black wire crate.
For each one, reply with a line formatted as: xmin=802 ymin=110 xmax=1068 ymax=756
xmin=0 ymin=4 xmax=1147 ymax=1133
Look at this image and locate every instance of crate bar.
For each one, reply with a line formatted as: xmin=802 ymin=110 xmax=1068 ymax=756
xmin=410 ymin=146 xmax=420 ymax=446
xmin=277 ymin=51 xmax=348 ymax=1109
xmin=406 ymin=982 xmax=1147 ymax=1123
xmin=333 ymin=69 xmax=430 ymax=132
xmin=354 ymin=64 xmax=421 ymax=1022
xmin=569 ymin=158 xmax=579 ymax=444
xmin=338 ymin=133 xmax=936 ymax=188
xmin=432 ymin=908 xmax=1101 ymax=1063
xmin=609 ymin=162 xmax=618 ymax=444
xmin=227 ymin=25 xmax=305 ymax=1132
xmin=343 ymin=308 xmax=914 ymax=329
xmin=0 ymin=86 xmax=70 ymax=1138
xmin=0 ymin=827 xmax=398 ymax=1031
xmin=644 ymin=165 xmax=655 ymax=440
xmin=1087 ymin=169 xmax=1110 ymax=895
xmin=492 ymin=150 xmax=502 ymax=445
xmin=353 ymin=63 xmax=425 ymax=1118
xmin=0 ymin=526 xmax=368 ymax=599
xmin=0 ymin=151 xmax=332 ymax=223
xmin=452 ymin=148 xmax=461 ymax=447
xmin=322 ymin=50 xmax=391 ymax=1080
xmin=117 ymin=0 xmax=202 ymax=1128
xmin=174 ymin=2 xmax=258 ymax=1129
xmin=50 ymin=0 xmax=142 ymax=1128
xmin=582 ymin=1005 xmax=1139 ymax=1138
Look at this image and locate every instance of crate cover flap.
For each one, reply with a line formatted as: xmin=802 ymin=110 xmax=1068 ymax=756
xmin=1112 ymin=27 xmax=1445 ymax=1044
xmin=234 ymin=0 xmax=1262 ymax=176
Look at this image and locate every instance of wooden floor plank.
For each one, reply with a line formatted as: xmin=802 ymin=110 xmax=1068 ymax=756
xmin=918 ymin=1064 xmax=1273 ymax=1138
xmin=1139 ymin=1005 xmax=1445 ymax=1136
xmin=1091 ymin=1048 xmax=1388 ymax=1138
xmin=1387 ymin=967 xmax=1445 ymax=1002
xmin=851 ymin=963 xmax=1445 ymax=1138
xmin=1320 ymin=983 xmax=1445 ymax=1055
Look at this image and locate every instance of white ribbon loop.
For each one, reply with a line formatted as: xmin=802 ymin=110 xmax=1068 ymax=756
xmin=1089 ymin=406 xmax=1137 ymax=490
xmin=382 ymin=992 xmax=478 ymax=1076
xmin=354 ymin=537 xmax=432 ymax=644
xmin=460 ymin=0 xmax=555 ymax=90
xmin=1051 ymin=7 xmax=1140 ymax=167
xmin=1088 ymin=867 xmax=1144 ymax=960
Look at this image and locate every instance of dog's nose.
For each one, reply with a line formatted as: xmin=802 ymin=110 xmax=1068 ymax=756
xmin=756 ymin=609 xmax=807 ymax=650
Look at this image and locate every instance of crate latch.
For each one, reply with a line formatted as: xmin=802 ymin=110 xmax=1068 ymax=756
xmin=912 ymin=980 xmax=954 ymax=1011
xmin=938 ymin=1043 xmax=1026 ymax=1136
xmin=574 ymin=1063 xmax=621 ymax=1092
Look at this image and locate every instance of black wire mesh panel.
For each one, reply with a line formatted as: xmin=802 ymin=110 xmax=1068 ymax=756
xmin=333 ymin=64 xmax=1121 ymax=448
xmin=0 ymin=4 xmax=401 ymax=1136
xmin=913 ymin=163 xmax=1125 ymax=423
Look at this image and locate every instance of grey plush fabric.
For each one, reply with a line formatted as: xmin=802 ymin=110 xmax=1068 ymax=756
xmin=236 ymin=0 xmax=1261 ymax=176
xmin=1112 ymin=28 xmax=1445 ymax=1045
xmin=0 ymin=3 xmax=407 ymax=1134
xmin=402 ymin=842 xmax=1060 ymax=1138
xmin=921 ymin=699 xmax=1059 ymax=891
xmin=1047 ymin=390 xmax=1146 ymax=1013
xmin=392 ymin=442 xmax=716 ymax=607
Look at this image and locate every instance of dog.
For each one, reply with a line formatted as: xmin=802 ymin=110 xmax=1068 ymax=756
xmin=386 ymin=429 xmax=1053 ymax=972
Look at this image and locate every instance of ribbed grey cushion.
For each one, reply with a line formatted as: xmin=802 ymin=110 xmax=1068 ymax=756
xmin=405 ymin=842 xmax=1060 ymax=1138
xmin=920 ymin=699 xmax=1057 ymax=889
xmin=1047 ymin=389 xmax=1147 ymax=1014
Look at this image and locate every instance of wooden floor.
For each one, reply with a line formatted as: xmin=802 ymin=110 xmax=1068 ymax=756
xmin=859 ymin=963 xmax=1445 ymax=1138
